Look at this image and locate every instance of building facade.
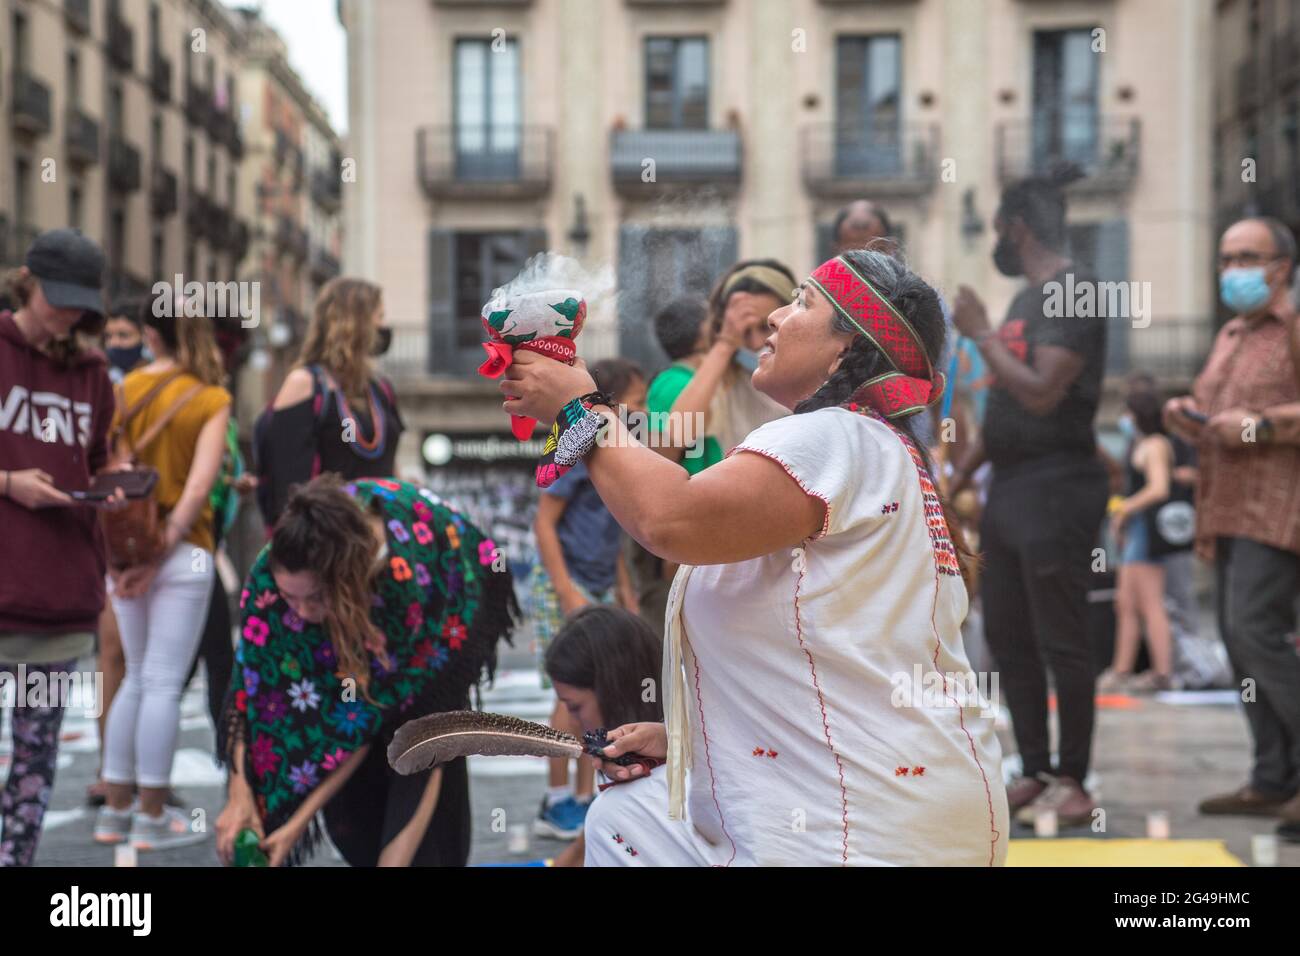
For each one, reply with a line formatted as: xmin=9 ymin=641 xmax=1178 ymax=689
xmin=343 ymin=0 xmax=1215 ymax=483
xmin=1 ymin=0 xmax=251 ymax=297
xmin=1214 ymin=0 xmax=1300 ymax=242
xmin=230 ymin=6 xmax=342 ymax=427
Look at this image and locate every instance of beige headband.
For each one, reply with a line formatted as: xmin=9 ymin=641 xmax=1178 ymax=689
xmin=722 ymin=265 xmax=795 ymax=302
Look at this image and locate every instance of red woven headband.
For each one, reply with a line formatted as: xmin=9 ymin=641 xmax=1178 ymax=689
xmin=807 ymin=256 xmax=945 ymax=420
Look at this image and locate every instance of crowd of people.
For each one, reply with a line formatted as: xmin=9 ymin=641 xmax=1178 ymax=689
xmin=0 ymin=162 xmax=1298 ymax=865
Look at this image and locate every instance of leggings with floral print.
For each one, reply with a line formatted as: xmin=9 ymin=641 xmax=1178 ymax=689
xmin=0 ymin=660 xmax=75 ymax=867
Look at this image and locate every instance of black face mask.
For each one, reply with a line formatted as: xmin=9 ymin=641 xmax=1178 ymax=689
xmin=992 ymin=233 xmax=1023 ymax=277
xmin=106 ymin=344 xmax=145 ymax=373
xmin=371 ymin=326 xmax=393 ymax=357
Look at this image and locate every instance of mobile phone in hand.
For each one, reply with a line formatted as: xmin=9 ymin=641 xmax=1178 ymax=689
xmin=1180 ymin=408 xmax=1209 ymax=424
xmin=67 ymin=469 xmax=158 ymax=502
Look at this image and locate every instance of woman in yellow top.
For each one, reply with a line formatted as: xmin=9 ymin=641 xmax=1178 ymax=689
xmin=94 ymin=299 xmax=231 ymax=853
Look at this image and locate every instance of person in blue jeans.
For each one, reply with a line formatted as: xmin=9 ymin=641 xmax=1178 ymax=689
xmin=529 ymin=359 xmax=645 ymax=842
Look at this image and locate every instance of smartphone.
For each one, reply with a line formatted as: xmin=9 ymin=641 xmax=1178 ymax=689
xmin=68 ymin=469 xmax=158 ymax=502
xmin=1180 ymin=408 xmax=1209 ymax=424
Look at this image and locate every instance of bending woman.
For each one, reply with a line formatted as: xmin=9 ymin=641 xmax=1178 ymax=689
xmin=502 ymin=249 xmax=1009 ymax=866
xmin=215 ymin=476 xmax=517 ymax=866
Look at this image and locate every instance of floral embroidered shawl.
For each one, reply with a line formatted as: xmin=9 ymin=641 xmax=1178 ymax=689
xmin=218 ymin=478 xmax=518 ymax=865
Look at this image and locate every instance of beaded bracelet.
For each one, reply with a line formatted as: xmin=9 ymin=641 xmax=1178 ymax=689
xmin=535 ymin=391 xmax=614 ymax=488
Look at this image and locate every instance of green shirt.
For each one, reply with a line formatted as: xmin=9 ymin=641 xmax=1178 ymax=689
xmin=647 ymin=363 xmax=722 ymax=475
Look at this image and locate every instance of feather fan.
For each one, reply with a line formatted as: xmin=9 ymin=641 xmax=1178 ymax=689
xmin=388 ymin=710 xmax=584 ymax=775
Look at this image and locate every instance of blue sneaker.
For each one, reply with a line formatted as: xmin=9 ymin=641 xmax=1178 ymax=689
xmin=533 ymin=796 xmax=590 ymax=839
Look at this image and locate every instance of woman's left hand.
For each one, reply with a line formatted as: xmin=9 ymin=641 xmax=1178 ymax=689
xmin=500 ymin=350 xmax=599 ymax=424
xmin=261 ymin=817 xmax=309 ymax=868
xmin=111 ymin=561 xmax=160 ymax=600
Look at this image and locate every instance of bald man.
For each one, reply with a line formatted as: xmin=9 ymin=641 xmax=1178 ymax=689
xmin=831 ymin=200 xmax=893 ymax=254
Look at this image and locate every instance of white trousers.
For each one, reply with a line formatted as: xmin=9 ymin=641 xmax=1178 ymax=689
xmin=103 ymin=544 xmax=213 ymax=788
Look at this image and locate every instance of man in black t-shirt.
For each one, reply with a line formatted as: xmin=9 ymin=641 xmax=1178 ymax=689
xmin=950 ymin=166 xmax=1109 ymax=829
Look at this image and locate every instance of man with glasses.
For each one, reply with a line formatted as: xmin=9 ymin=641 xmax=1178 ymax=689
xmin=1164 ymin=217 xmax=1300 ymax=843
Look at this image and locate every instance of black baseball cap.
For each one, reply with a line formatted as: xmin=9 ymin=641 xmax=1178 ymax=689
xmin=25 ymin=229 xmax=106 ymax=318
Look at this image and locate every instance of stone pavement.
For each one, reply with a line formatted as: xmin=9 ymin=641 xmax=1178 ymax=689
xmin=11 ymin=634 xmax=1299 ymax=867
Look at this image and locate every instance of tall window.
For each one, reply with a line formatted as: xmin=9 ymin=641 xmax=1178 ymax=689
xmin=15 ymin=158 xmax=32 ymax=230
xmin=67 ymin=50 xmax=81 ymax=108
xmin=834 ymin=35 xmax=901 ymax=175
xmin=454 ymin=233 xmax=529 ymax=349
xmin=69 ymin=185 xmax=83 ymax=230
xmin=110 ymin=208 xmax=126 ymax=272
xmin=151 ymin=113 xmax=163 ymax=160
xmin=453 ymin=37 xmax=520 ymax=179
xmin=645 ymin=37 xmax=708 ymax=129
xmin=13 ymin=12 xmax=29 ymax=74
xmin=1031 ymin=28 xmax=1100 ymax=171
xmin=109 ymin=83 xmax=124 ymax=135
xmin=149 ymin=2 xmax=160 ymax=51
xmin=152 ymin=228 xmax=164 ymax=281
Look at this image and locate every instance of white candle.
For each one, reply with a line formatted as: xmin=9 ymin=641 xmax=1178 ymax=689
xmin=508 ymin=823 xmax=528 ymax=855
xmin=1251 ymin=834 xmax=1278 ymax=867
xmin=1146 ymin=812 xmax=1170 ymax=839
xmin=1034 ymin=809 xmax=1058 ymax=838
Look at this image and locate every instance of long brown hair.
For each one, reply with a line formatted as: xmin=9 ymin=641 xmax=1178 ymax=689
xmin=141 ymin=297 xmax=225 ymax=385
xmin=297 ymin=278 xmax=381 ymax=398
xmin=269 ymin=475 xmax=388 ymax=700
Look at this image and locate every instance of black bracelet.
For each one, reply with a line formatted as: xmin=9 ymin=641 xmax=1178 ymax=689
xmin=576 ymin=389 xmax=616 ymax=410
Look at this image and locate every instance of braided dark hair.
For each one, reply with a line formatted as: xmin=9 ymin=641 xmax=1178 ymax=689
xmin=793 ymin=247 xmax=978 ymax=587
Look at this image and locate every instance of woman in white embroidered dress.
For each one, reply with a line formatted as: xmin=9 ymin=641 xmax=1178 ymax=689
xmin=501 ymin=249 xmax=1009 ymax=866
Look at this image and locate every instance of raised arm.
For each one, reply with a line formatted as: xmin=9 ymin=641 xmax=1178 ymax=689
xmin=502 ymin=352 xmax=822 ymax=565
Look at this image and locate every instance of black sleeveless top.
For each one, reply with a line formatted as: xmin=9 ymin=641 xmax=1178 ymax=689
xmin=1124 ymin=436 xmax=1194 ymax=558
xmin=254 ymin=364 xmax=405 ymax=528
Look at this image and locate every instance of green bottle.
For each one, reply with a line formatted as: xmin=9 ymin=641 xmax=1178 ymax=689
xmin=233 ymin=828 xmax=269 ymax=867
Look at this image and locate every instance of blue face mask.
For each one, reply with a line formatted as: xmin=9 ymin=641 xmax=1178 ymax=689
xmin=734 ymin=348 xmax=760 ymax=372
xmin=1117 ymin=414 xmax=1136 ymax=441
xmin=1219 ymin=267 xmax=1272 ymax=314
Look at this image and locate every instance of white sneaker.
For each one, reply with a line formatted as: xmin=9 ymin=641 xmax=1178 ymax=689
xmin=93 ymin=804 xmax=134 ymax=845
xmin=129 ymin=806 xmax=208 ymax=851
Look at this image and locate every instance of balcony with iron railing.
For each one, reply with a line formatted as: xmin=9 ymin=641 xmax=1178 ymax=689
xmin=11 ymin=71 xmax=52 ymax=136
xmin=151 ymin=164 xmax=178 ymax=217
xmin=108 ymin=13 xmax=135 ymax=72
xmin=1275 ymin=30 xmax=1300 ymax=89
xmin=310 ymin=246 xmax=341 ymax=283
xmin=417 ymin=125 xmax=553 ymax=200
xmin=65 ymin=107 xmax=100 ymax=166
xmin=311 ymin=168 xmax=343 ymax=211
xmin=229 ymin=220 xmax=251 ymax=261
xmin=1237 ymin=59 xmax=1260 ymax=114
xmin=185 ymin=81 xmax=211 ymax=128
xmin=996 ymin=113 xmax=1140 ymax=192
xmin=609 ymin=126 xmax=742 ymax=196
xmin=186 ymin=191 xmax=212 ymax=239
xmin=209 ymin=203 xmax=233 ymax=250
xmin=108 ymin=136 xmax=141 ymax=192
xmin=801 ymin=122 xmax=939 ymax=198
xmin=275 ymin=216 xmax=310 ymax=262
xmin=151 ymin=51 xmax=172 ymax=102
xmin=64 ymin=0 xmax=91 ymax=33
xmin=0 ymin=217 xmax=43 ymax=268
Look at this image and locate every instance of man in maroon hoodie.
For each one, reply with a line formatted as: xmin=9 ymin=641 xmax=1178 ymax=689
xmin=0 ymin=229 xmax=114 ymax=866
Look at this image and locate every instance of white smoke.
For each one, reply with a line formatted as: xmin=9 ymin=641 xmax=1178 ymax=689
xmin=490 ymin=252 xmax=618 ymax=317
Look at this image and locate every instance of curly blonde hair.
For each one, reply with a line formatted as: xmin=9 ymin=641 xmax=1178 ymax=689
xmin=296 ymin=278 xmax=382 ymax=398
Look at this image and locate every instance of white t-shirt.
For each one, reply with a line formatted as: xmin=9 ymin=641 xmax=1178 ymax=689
xmin=665 ymin=406 xmax=1009 ymax=866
